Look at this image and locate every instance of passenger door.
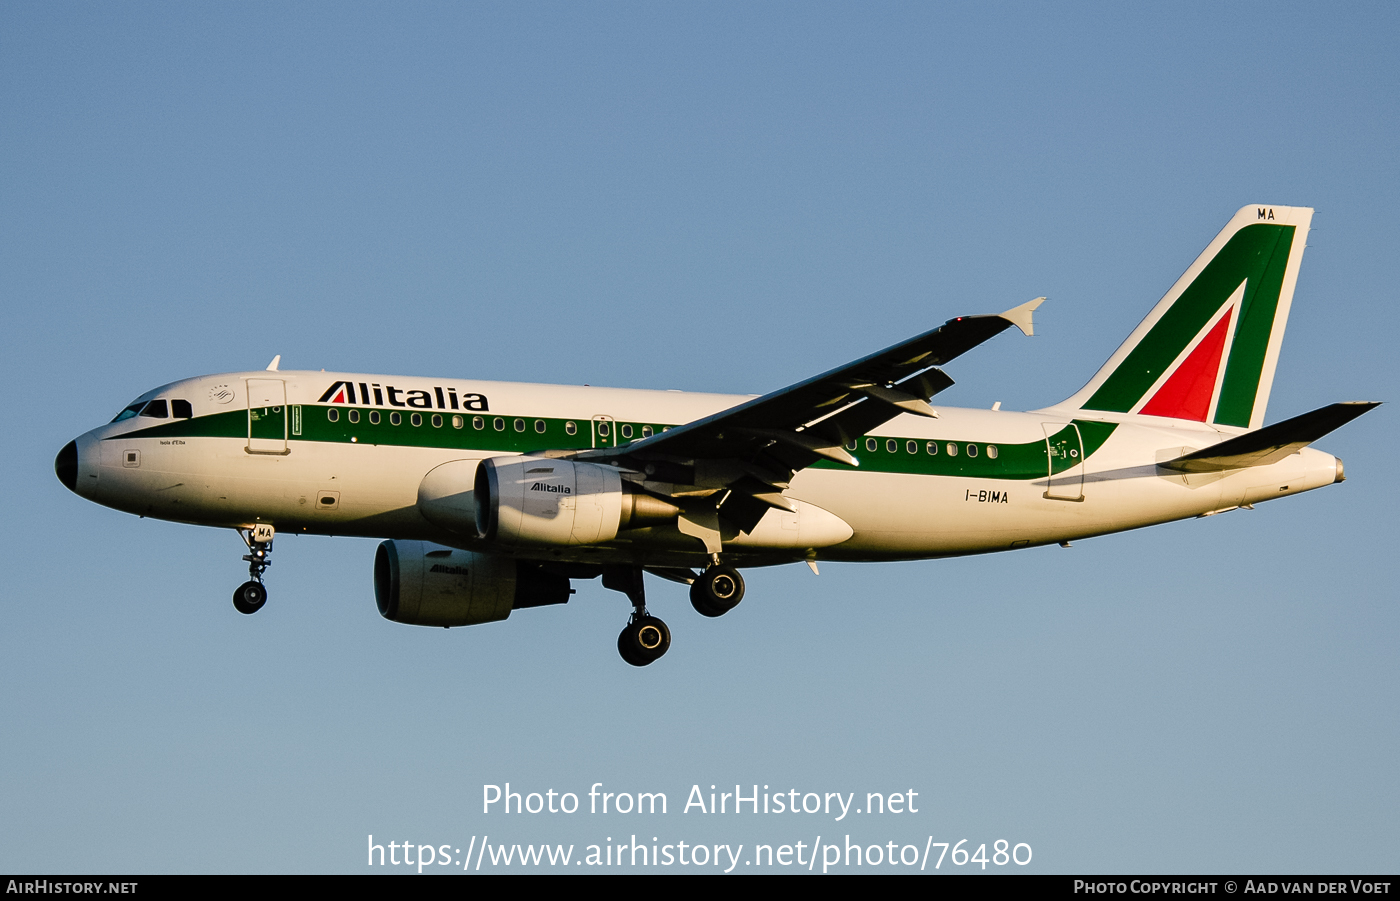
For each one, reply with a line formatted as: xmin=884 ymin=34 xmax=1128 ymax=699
xmin=1042 ymin=422 xmax=1084 ymax=501
xmin=247 ymin=379 xmax=289 ymax=454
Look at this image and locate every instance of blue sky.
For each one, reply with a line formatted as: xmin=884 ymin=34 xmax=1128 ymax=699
xmin=3 ymin=3 xmax=1396 ymax=873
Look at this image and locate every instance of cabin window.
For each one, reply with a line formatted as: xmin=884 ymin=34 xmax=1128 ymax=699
xmin=327 ymin=408 xmax=340 ymax=423
xmin=966 ymin=444 xmax=978 ymax=457
xmin=514 ymin=418 xmax=525 ymax=432
xmin=140 ymin=400 xmax=168 ymax=419
xmin=642 ymin=425 xmax=654 ymax=438
xmin=565 ymin=421 xmax=577 ymax=436
xmin=431 ymin=414 xmax=442 ymax=428
xmin=946 ymin=442 xmax=958 ymax=456
xmin=348 ymin=410 xmax=360 ymax=424
xmin=493 ymin=417 xmax=505 ymax=431
xmin=451 ymin=415 xmax=463 ymax=428
xmin=986 ymin=445 xmax=998 ymax=459
xmin=906 ymin=440 xmax=917 ymax=454
xmin=171 ymin=399 xmax=193 ymax=419
xmin=369 ymin=411 xmax=381 ymax=425
xmin=621 ymin=424 xmax=633 ymax=439
xmin=473 ymin=416 xmax=484 ymax=430
xmin=410 ymin=413 xmax=422 ymax=427
xmin=597 ymin=422 xmax=611 ymax=438
xmin=926 ymin=441 xmax=938 ymax=455
xmin=535 ymin=419 xmax=546 ymax=434
xmin=846 ymin=440 xmax=858 ymax=451
xmin=884 ymin=439 xmax=896 ymax=453
xmin=865 ymin=438 xmax=878 ymax=452
xmin=111 ymin=403 xmax=144 ymax=423
xmin=390 ymin=412 xmax=402 ymax=426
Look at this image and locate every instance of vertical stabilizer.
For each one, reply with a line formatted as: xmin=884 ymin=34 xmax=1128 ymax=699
xmin=1057 ymin=205 xmax=1312 ymax=430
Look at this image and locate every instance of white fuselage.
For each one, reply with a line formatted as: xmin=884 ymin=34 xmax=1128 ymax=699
xmin=65 ymin=370 xmax=1342 ymax=569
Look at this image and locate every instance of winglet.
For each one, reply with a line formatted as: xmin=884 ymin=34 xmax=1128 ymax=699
xmin=266 ymin=355 xmax=281 ymax=372
xmin=999 ymin=297 xmax=1046 ymax=337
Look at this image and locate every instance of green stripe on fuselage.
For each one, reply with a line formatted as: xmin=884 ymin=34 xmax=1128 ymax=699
xmin=112 ymin=409 xmax=1117 ymax=482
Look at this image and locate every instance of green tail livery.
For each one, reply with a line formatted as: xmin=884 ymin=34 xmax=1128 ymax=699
xmin=1062 ymin=205 xmax=1310 ymax=429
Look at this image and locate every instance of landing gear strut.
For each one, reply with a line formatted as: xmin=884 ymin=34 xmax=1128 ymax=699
xmin=233 ymin=524 xmax=274 ymax=615
xmin=690 ymin=563 xmax=744 ymax=617
xmin=604 ymin=565 xmax=670 ymax=666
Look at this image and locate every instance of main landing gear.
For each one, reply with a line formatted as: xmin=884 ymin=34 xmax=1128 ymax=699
xmin=604 ymin=565 xmax=671 ymax=667
xmin=603 ymin=562 xmax=747 ymax=666
xmin=690 ymin=564 xmax=745 ymax=618
xmin=618 ymin=614 xmax=671 ymax=667
xmin=233 ymin=524 xmax=275 ymax=615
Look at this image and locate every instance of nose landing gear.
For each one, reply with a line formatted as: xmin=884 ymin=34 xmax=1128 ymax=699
xmin=233 ymin=524 xmax=275 ymax=615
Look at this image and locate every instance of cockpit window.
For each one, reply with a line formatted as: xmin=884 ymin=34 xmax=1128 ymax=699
xmin=171 ymin=399 xmax=192 ymax=419
xmin=111 ymin=403 xmax=144 ymax=423
xmin=139 ymin=399 xmax=169 ymax=419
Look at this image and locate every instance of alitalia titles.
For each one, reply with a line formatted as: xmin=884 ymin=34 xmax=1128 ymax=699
xmin=318 ymin=380 xmax=488 ymax=411
xmin=531 ymin=483 xmax=571 ymax=494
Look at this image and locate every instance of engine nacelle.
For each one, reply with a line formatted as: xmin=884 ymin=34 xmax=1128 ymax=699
xmin=373 ymin=540 xmax=571 ymax=627
xmin=474 ymin=457 xmax=680 ymax=548
xmin=417 ymin=458 xmax=481 ymax=536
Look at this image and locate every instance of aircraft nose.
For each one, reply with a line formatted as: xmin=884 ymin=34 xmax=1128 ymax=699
xmin=55 ymin=440 xmax=79 ymax=493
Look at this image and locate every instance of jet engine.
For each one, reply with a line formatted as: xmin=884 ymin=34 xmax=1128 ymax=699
xmin=373 ymin=540 xmax=571 ymax=627
xmin=417 ymin=459 xmax=482 ymax=537
xmin=473 ymin=457 xmax=679 ymax=547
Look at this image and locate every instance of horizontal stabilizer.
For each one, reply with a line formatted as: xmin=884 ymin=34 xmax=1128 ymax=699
xmin=1161 ymin=401 xmax=1379 ymax=473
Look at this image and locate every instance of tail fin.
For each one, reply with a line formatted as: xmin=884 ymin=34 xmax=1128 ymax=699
xmin=1059 ymin=204 xmax=1313 ymax=430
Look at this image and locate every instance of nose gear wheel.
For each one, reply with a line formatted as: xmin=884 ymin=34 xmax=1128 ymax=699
xmin=233 ymin=580 xmax=267 ymax=614
xmin=233 ymin=526 xmax=275 ymax=614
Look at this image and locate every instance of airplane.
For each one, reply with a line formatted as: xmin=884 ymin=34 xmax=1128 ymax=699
xmin=54 ymin=204 xmax=1377 ymax=666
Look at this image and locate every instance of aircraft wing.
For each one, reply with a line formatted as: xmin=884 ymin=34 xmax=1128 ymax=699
xmin=573 ymin=298 xmax=1045 ymax=537
xmin=1161 ymin=401 xmax=1380 ymax=473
